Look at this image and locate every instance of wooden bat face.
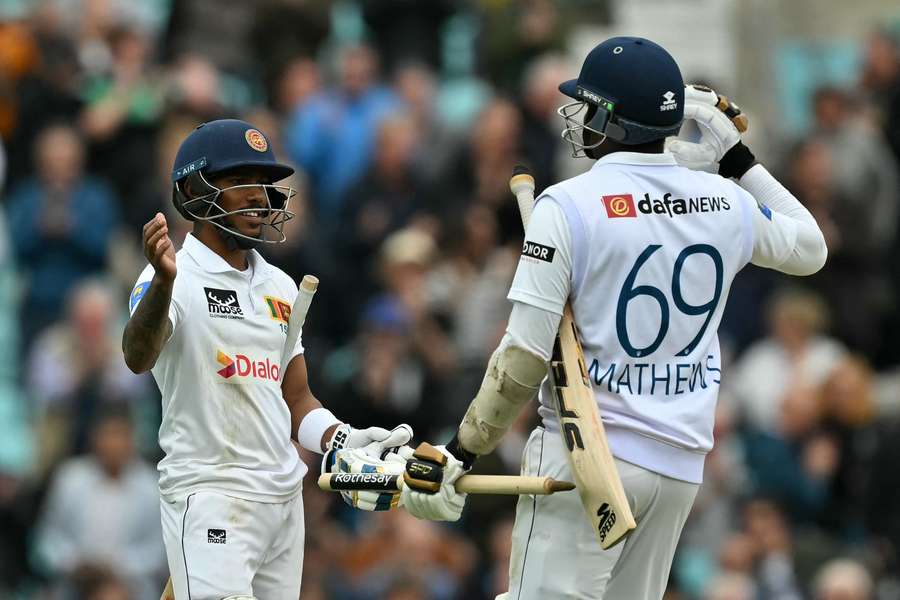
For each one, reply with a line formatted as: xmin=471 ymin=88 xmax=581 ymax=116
xmin=548 ymin=303 xmax=637 ymax=549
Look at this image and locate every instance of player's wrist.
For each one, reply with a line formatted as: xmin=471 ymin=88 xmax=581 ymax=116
xmin=297 ymin=408 xmax=342 ymax=454
xmin=446 ymin=434 xmax=478 ymax=471
xmin=718 ymin=141 xmax=756 ymax=179
xmin=151 ymin=270 xmax=175 ymax=287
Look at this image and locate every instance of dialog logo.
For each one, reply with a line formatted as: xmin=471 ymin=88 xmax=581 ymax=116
xmin=216 ymin=350 xmax=280 ymax=382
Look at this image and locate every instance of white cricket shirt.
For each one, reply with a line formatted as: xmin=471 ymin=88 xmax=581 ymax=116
xmin=509 ymin=152 xmax=762 ymax=484
xmin=130 ymin=233 xmax=306 ymax=502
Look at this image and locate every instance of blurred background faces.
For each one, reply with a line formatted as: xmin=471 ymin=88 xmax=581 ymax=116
xmin=0 ymin=1 xmax=899 ymax=598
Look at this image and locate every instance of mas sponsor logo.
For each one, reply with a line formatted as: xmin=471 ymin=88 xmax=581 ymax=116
xmin=205 ymin=287 xmax=244 ymax=319
xmin=264 ymin=296 xmax=292 ymax=324
xmin=522 ymin=240 xmax=556 ymax=263
xmin=759 ymin=203 xmax=772 ymax=220
xmin=216 ymin=350 xmax=280 ymax=382
xmin=602 ymin=194 xmax=637 ymax=218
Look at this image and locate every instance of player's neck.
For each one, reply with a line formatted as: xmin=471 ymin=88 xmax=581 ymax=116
xmin=589 ymin=139 xmax=665 ymax=159
xmin=194 ymin=224 xmax=250 ymax=271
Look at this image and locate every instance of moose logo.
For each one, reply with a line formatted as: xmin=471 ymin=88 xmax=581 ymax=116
xmin=204 ymin=287 xmax=244 ymax=320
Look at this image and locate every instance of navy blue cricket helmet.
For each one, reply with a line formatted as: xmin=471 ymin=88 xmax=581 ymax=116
xmin=171 ymin=119 xmax=295 ymax=246
xmin=558 ymin=36 xmax=684 ymax=155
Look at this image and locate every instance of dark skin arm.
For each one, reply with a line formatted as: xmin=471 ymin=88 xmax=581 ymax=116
xmin=122 ymin=213 xmax=176 ymax=374
xmin=281 ymin=354 xmax=338 ymax=452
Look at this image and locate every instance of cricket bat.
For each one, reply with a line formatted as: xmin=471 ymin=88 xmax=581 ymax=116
xmin=161 ymin=274 xmax=320 ymax=600
xmin=510 ymin=166 xmax=636 ymax=548
xmin=319 ymin=472 xmax=573 ymax=495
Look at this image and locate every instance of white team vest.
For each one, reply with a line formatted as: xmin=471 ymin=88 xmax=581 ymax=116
xmin=538 ymin=154 xmax=754 ymax=483
xmin=131 ymin=234 xmax=306 ymax=502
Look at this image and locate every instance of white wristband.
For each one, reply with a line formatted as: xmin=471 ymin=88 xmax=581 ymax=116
xmin=297 ymin=408 xmax=342 ymax=454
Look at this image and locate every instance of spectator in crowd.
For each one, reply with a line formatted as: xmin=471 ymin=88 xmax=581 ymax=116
xmin=34 ymin=408 xmax=165 ymax=600
xmin=442 ymin=97 xmax=526 ymax=243
xmin=285 ymin=43 xmax=402 ymax=220
xmin=80 ymin=26 xmax=164 ymax=229
xmin=704 ymin=573 xmax=756 ymax=600
xmin=335 ymin=114 xmax=433 ymax=293
xmin=273 ymin=56 xmax=322 ymax=117
xmin=6 ymin=124 xmax=120 ymax=338
xmin=805 ymin=86 xmax=898 ymax=357
xmin=426 ymin=204 xmax=518 ymax=404
xmin=392 ymin=61 xmax=457 ymax=183
xmin=859 ymin=28 xmax=900 ymax=164
xmin=728 ymin=288 xmax=845 ymax=433
xmin=325 ymin=228 xmax=456 ymax=439
xmin=517 ymin=53 xmax=570 ymax=191
xmin=28 ymin=279 xmax=151 ymax=473
xmin=742 ymin=498 xmax=804 ymax=600
xmin=6 ymin=7 xmax=82 ymax=186
xmin=480 ymin=0 xmax=566 ymax=93
xmin=812 ymin=558 xmax=873 ymax=600
xmin=817 ymin=356 xmax=879 ymax=541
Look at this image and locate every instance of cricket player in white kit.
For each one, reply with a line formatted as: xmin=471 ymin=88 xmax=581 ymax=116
xmin=123 ymin=119 xmax=412 ymax=599
xmin=399 ymin=37 xmax=828 ymax=599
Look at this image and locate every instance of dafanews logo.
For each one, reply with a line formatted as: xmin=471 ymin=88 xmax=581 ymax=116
xmin=216 ymin=350 xmax=280 ymax=383
xmin=205 ymin=287 xmax=244 ymax=319
xmin=638 ymin=192 xmax=730 ymax=218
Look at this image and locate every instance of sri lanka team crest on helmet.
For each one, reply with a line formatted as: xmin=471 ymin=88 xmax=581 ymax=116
xmin=602 ymin=194 xmax=637 ymax=218
xmin=245 ymin=129 xmax=268 ymax=152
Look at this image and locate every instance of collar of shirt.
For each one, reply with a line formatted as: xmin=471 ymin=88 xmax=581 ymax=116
xmin=182 ymin=233 xmax=274 ymax=282
xmin=592 ymin=151 xmax=678 ymax=168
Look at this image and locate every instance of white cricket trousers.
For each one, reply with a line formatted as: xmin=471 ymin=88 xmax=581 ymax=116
xmin=160 ymin=491 xmax=304 ymax=600
xmin=502 ymin=427 xmax=699 ymax=600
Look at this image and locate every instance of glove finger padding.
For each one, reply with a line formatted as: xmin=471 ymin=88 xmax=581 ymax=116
xmin=326 ymin=447 xmax=405 ymax=511
xmin=400 ymin=443 xmax=467 ymax=521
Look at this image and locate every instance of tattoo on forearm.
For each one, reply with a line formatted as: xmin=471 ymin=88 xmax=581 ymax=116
xmin=123 ymin=278 xmax=174 ymax=371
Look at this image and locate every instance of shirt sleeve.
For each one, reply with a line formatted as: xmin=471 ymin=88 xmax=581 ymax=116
xmin=502 ymin=301 xmax=561 ymax=362
xmin=128 ymin=264 xmax=183 ymax=334
xmin=733 ymin=165 xmax=828 ymax=276
xmin=507 ymin=196 xmax=573 ymax=316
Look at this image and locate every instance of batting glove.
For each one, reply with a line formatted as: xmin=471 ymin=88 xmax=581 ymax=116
xmin=326 ymin=445 xmax=414 ymax=511
xmin=322 ymin=424 xmax=413 ymax=511
xmin=668 ymin=84 xmax=755 ymax=177
xmin=400 ymin=443 xmax=468 ymax=522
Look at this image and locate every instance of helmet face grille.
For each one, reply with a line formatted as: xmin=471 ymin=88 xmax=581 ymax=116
xmin=558 ymin=100 xmax=609 ymax=158
xmin=174 ymin=171 xmax=296 ymax=245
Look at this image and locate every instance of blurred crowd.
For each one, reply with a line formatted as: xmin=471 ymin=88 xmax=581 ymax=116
xmin=0 ymin=1 xmax=899 ymax=599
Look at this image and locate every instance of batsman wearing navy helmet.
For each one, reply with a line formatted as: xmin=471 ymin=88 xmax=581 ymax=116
xmin=122 ymin=119 xmax=414 ymax=599
xmin=399 ymin=37 xmax=828 ymax=598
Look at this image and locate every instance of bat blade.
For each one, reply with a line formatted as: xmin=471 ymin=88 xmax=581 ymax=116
xmin=551 ymin=306 xmax=636 ymax=548
xmin=509 ymin=166 xmax=636 ymax=549
xmin=280 ymin=274 xmax=319 ymax=370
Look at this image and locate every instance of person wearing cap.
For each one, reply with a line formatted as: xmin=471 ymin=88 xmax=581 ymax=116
xmin=398 ymin=37 xmax=828 ymax=598
xmin=121 ymin=119 xmax=414 ymax=599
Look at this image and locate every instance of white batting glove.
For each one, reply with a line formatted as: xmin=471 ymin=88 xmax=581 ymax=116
xmin=668 ymin=84 xmax=746 ymax=171
xmin=327 ymin=445 xmax=414 ymax=511
xmin=326 ymin=423 xmax=413 ymax=458
xmin=322 ymin=424 xmax=413 ymax=511
xmin=400 ymin=444 xmax=468 ymax=522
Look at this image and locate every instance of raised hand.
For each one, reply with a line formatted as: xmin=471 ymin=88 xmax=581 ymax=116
xmin=143 ymin=212 xmax=176 ymax=282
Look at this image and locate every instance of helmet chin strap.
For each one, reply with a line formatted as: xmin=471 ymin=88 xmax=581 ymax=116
xmin=218 ymin=216 xmax=261 ymax=251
